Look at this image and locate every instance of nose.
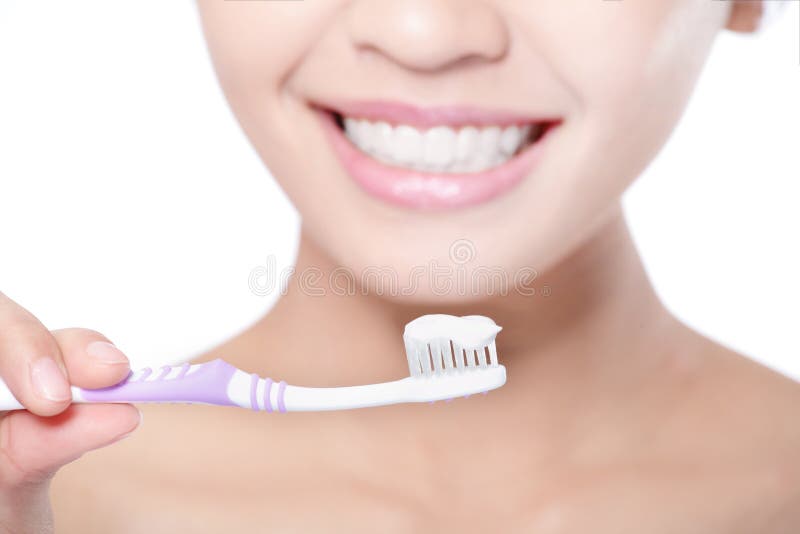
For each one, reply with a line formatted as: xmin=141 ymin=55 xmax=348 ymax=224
xmin=345 ymin=0 xmax=510 ymax=73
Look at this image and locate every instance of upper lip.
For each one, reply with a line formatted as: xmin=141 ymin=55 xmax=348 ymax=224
xmin=313 ymin=99 xmax=559 ymax=130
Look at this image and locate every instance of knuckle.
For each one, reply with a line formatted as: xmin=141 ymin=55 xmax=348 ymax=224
xmin=1 ymin=317 xmax=49 ymax=345
xmin=0 ymin=300 xmax=45 ymax=332
xmin=0 ymin=318 xmax=56 ymax=352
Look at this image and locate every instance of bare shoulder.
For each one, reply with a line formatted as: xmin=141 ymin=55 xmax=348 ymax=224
xmin=656 ymin=334 xmax=800 ymax=530
xmin=689 ymin=340 xmax=800 ymax=440
xmin=50 ymin=403 xmax=239 ymax=534
xmin=50 ymin=404 xmax=167 ymax=533
xmin=50 ymin=399 xmax=320 ymax=533
xmin=518 ymin=335 xmax=800 ymax=533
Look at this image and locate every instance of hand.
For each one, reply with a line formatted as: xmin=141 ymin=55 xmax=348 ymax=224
xmin=0 ymin=291 xmax=140 ymax=533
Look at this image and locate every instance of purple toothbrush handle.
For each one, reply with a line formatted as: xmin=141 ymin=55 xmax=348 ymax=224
xmin=80 ymin=358 xmax=238 ymax=406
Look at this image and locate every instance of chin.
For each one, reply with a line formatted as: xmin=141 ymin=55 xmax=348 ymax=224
xmin=318 ymin=240 xmax=543 ymax=305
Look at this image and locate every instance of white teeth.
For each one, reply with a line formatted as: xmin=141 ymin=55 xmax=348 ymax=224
xmin=499 ymin=125 xmax=522 ymax=155
xmin=372 ymin=121 xmax=393 ymax=159
xmin=343 ymin=117 xmax=360 ymax=144
xmin=357 ymin=120 xmax=376 ymax=153
xmin=393 ymin=125 xmax=424 ymax=165
xmin=423 ymin=126 xmax=457 ymax=171
xmin=473 ymin=127 xmax=502 ymax=172
xmin=342 ymin=118 xmax=532 ymax=174
xmin=480 ymin=126 xmax=502 ymax=150
xmin=455 ymin=126 xmax=479 ymax=164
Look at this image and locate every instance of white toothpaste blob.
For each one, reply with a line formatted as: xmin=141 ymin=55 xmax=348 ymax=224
xmin=404 ymin=314 xmax=502 ymax=349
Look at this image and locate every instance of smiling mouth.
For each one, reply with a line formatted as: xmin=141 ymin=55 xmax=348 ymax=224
xmin=327 ymin=110 xmax=550 ymax=174
xmin=313 ymin=99 xmax=559 ymax=209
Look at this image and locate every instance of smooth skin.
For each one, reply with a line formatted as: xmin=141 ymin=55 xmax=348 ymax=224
xmin=3 ymin=1 xmax=799 ymax=532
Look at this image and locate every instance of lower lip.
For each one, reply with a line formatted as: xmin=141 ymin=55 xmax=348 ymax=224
xmin=316 ymin=110 xmax=551 ymax=210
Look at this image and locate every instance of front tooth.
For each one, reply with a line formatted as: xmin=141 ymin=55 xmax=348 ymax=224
xmin=372 ymin=121 xmax=393 ymax=159
xmin=479 ymin=126 xmax=502 ymax=152
xmin=357 ymin=119 xmax=376 ymax=152
xmin=499 ymin=125 xmax=522 ymax=155
xmin=392 ymin=125 xmax=424 ymax=165
xmin=466 ymin=127 xmax=502 ymax=171
xmin=455 ymin=127 xmax=479 ymax=163
xmin=423 ymin=126 xmax=457 ymax=171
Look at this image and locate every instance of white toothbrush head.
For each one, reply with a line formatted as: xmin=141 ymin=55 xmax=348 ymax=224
xmin=401 ymin=314 xmax=506 ymax=401
xmin=404 ymin=314 xmax=502 ymax=375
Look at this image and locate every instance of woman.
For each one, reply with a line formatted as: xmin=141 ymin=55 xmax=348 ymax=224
xmin=1 ymin=1 xmax=797 ymax=531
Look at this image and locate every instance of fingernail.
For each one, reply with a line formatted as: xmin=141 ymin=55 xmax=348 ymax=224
xmin=86 ymin=341 xmax=129 ymax=365
xmin=29 ymin=357 xmax=72 ymax=402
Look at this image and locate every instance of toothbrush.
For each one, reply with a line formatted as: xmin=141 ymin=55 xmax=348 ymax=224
xmin=0 ymin=314 xmax=506 ymax=412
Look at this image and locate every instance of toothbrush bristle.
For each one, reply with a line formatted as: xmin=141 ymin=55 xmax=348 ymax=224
xmin=408 ymin=339 xmax=499 ymax=376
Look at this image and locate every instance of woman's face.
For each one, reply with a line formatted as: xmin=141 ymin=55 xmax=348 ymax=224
xmin=196 ymin=0 xmax=742 ymax=302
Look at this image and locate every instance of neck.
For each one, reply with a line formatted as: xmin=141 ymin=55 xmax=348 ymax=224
xmin=222 ymin=203 xmax=679 ymax=483
xmin=236 ymin=203 xmax=671 ymax=380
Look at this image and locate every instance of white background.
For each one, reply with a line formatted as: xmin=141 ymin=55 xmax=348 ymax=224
xmin=1 ymin=2 xmax=798 ymax=377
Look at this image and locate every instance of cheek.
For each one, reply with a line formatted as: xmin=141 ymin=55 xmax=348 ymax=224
xmin=196 ymin=0 xmax=353 ymax=206
xmin=558 ymin=1 xmax=726 ymax=146
xmin=196 ymin=2 xmax=341 ymax=122
xmin=529 ymin=1 xmax=728 ymax=200
xmin=540 ymin=1 xmax=726 ymax=101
